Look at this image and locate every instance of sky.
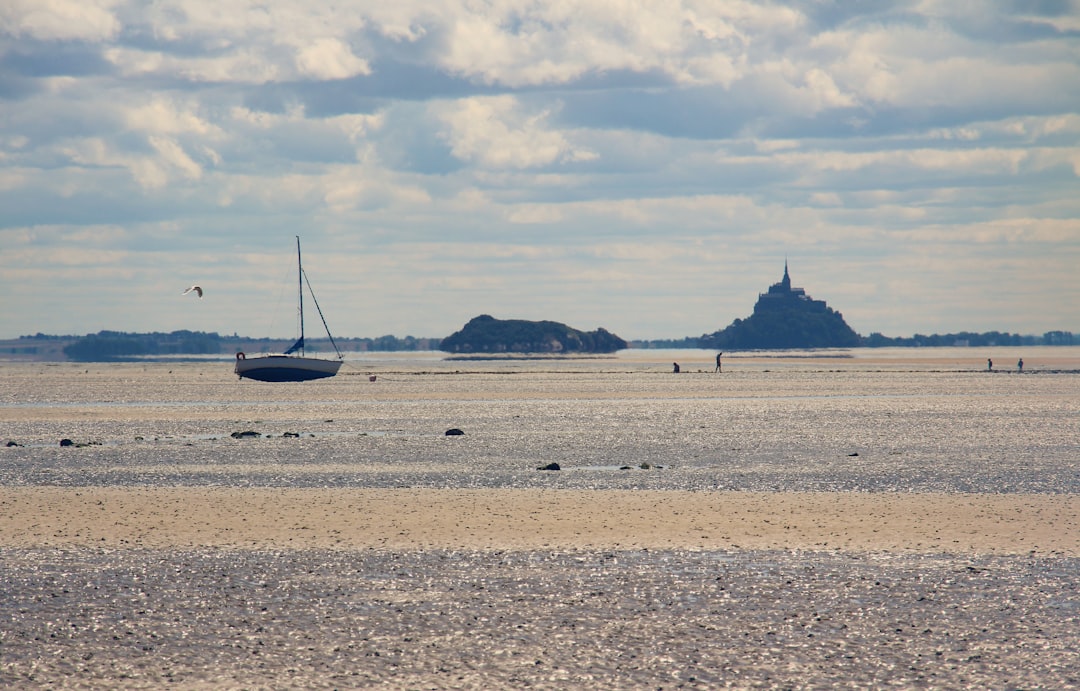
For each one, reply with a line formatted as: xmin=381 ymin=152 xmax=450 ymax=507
xmin=1 ymin=1 xmax=1078 ymax=342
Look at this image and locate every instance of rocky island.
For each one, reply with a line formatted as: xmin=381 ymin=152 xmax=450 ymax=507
xmin=440 ymin=315 xmax=627 ymax=354
xmin=701 ymin=263 xmax=860 ymax=349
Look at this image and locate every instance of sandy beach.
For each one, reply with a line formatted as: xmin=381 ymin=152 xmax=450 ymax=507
xmin=2 ymin=487 xmax=1078 ymax=555
xmin=4 ymin=488 xmax=1079 ymax=688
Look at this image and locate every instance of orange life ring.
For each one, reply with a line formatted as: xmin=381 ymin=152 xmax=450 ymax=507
xmin=236 ymin=352 xmax=246 ymax=360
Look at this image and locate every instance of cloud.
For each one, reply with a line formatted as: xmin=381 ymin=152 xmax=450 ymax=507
xmin=0 ymin=1 xmax=1077 ymax=340
xmin=293 ymin=38 xmax=370 ymax=80
xmin=435 ymin=95 xmax=594 ymax=169
xmin=148 ymin=136 xmax=203 ymax=180
xmin=104 ymin=46 xmax=285 ymax=83
xmin=0 ymin=0 xmax=120 ymax=42
xmin=126 ymin=98 xmax=222 ymax=137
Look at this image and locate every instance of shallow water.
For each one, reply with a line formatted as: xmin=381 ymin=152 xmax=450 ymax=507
xmin=2 ymin=348 xmax=1078 ymax=493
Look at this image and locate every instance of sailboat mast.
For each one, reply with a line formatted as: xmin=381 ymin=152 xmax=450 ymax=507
xmin=296 ymin=235 xmax=304 ymax=355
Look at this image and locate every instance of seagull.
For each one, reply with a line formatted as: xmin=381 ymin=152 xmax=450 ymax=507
xmin=182 ymin=285 xmax=203 ymax=298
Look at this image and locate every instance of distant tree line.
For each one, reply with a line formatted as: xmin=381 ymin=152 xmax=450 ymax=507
xmin=222 ymin=335 xmax=440 ymax=352
xmin=629 ymin=337 xmax=701 ymax=349
xmin=20 ymin=333 xmax=80 ymax=340
xmin=57 ymin=330 xmax=442 ymax=361
xmin=631 ymin=330 xmax=1077 ymax=350
xmin=19 ymin=326 xmax=1080 ymax=362
xmin=63 ymin=330 xmax=224 ymax=361
xmin=861 ymin=331 xmax=1075 ymax=348
xmin=342 ymin=335 xmax=442 ymax=351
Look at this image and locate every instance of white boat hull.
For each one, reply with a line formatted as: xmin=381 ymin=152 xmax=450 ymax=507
xmin=234 ymin=354 xmax=342 ymax=382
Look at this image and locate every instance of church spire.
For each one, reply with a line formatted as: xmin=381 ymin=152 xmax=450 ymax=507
xmin=782 ymin=258 xmax=791 ymax=291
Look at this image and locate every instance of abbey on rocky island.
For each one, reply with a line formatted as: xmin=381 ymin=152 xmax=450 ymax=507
xmin=700 ymin=262 xmax=860 ymax=350
xmin=753 ymin=261 xmax=829 ymax=314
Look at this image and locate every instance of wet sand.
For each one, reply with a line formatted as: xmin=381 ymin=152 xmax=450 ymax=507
xmin=3 ymin=354 xmax=1079 ymax=688
xmin=4 ymin=491 xmax=1079 ymax=688
xmin=3 ymin=488 xmax=1079 ymax=689
xmin=2 ymin=487 xmax=1078 ymax=555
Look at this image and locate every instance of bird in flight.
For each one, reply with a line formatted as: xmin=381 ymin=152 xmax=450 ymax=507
xmin=182 ymin=286 xmax=203 ymax=298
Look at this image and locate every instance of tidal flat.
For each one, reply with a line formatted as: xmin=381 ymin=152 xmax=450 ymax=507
xmin=2 ymin=347 xmax=1078 ymax=688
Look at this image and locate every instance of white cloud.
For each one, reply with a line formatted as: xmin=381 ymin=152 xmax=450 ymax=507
xmin=800 ymin=67 xmax=857 ymax=110
xmin=0 ymin=1 xmax=1077 ymax=339
xmin=435 ymin=96 xmax=590 ymax=169
xmin=760 ymin=146 xmax=1031 ymax=178
xmin=149 ymin=136 xmax=203 ymax=180
xmin=230 ymin=106 xmax=303 ymax=129
xmin=105 ymin=46 xmax=285 ymax=83
xmin=293 ymin=37 xmax=371 ymax=80
xmin=101 ymin=1 xmax=375 ymax=84
xmin=429 ymin=0 xmax=804 ymax=87
xmin=0 ymin=0 xmax=120 ymax=42
xmin=328 ymin=113 xmax=385 ymax=145
xmin=125 ymin=99 xmax=222 ymax=137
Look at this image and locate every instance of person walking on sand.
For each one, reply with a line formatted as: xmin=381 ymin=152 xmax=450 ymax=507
xmin=673 ymin=362 xmax=680 ymax=374
xmin=988 ymin=358 xmax=993 ymax=372
xmin=715 ymin=352 xmax=723 ymax=373
xmin=1018 ymin=358 xmax=1023 ymax=373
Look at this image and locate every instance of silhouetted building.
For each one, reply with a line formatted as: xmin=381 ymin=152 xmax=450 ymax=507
xmin=700 ymin=262 xmax=860 ymax=349
xmin=753 ymin=260 xmax=829 ymax=315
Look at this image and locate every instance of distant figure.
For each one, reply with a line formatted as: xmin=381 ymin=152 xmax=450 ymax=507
xmin=1018 ymin=358 xmax=1023 ymax=373
xmin=715 ymin=352 xmax=723 ymax=373
xmin=673 ymin=362 xmax=680 ymax=374
xmin=987 ymin=358 xmax=993 ymax=372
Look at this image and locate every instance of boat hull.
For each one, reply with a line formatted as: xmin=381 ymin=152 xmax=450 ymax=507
xmin=234 ymin=355 xmax=342 ymax=382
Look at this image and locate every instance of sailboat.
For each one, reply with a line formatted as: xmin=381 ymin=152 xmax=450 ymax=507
xmin=234 ymin=237 xmax=344 ymax=382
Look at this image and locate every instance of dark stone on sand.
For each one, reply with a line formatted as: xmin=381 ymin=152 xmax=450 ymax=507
xmin=848 ymin=452 xmax=859 ymax=457
xmin=282 ymin=432 xmax=300 ymax=438
xmin=6 ymin=440 xmax=22 ymax=447
xmin=445 ymin=428 xmax=465 ymax=436
xmin=230 ymin=431 xmax=261 ymax=439
xmin=60 ymin=438 xmax=74 ymax=447
xmin=537 ymin=463 xmax=561 ymax=471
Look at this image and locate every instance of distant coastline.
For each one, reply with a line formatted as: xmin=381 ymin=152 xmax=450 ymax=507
xmin=633 ymin=330 xmax=1077 ymax=351
xmin=0 ymin=332 xmax=441 ymax=363
xmin=8 ymin=265 xmax=1074 ymax=362
xmin=1 ymin=328 xmax=1077 ymax=363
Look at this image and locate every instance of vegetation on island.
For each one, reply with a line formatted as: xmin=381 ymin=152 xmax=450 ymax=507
xmin=861 ymin=330 xmax=1074 ymax=348
xmin=439 ymin=315 xmax=627 ymax=354
xmin=13 ymin=331 xmax=439 ymax=362
xmin=62 ymin=330 xmax=223 ymax=361
xmin=631 ymin=330 xmax=1076 ymax=350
